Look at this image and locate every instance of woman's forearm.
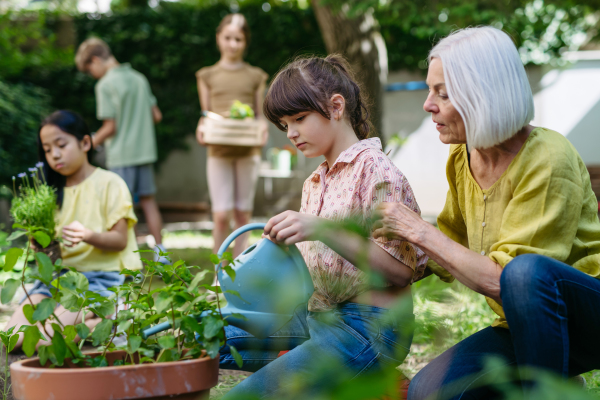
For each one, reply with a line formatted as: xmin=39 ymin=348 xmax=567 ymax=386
xmin=414 ymin=223 xmax=503 ymax=301
xmin=319 ymin=230 xmax=414 ymax=287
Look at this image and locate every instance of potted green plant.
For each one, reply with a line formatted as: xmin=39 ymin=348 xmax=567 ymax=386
xmin=8 ymin=165 xmax=59 ymax=263
xmin=0 ymin=169 xmax=243 ymax=399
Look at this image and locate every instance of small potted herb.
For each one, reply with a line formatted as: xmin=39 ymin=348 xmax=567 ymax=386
xmin=9 ymin=164 xmax=60 ymax=263
xmin=1 ymin=237 xmax=241 ymax=399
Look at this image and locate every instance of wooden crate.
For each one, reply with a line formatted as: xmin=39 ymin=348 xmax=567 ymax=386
xmin=203 ymin=118 xmax=262 ymax=146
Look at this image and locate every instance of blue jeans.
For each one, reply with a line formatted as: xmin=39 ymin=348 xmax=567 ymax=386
xmin=408 ymin=254 xmax=600 ymax=400
xmin=220 ymin=301 xmax=415 ymax=399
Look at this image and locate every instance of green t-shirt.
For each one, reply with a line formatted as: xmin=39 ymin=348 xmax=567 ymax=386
xmin=95 ymin=63 xmax=158 ymax=168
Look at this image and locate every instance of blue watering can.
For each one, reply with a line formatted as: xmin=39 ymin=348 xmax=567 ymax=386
xmin=142 ymin=223 xmax=314 ymax=339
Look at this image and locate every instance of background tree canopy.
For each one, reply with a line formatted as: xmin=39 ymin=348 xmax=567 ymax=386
xmin=1 ymin=0 xmax=598 ymax=185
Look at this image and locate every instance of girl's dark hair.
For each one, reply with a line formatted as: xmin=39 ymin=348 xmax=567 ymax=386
xmin=37 ymin=110 xmax=94 ymax=207
xmin=216 ymin=13 xmax=251 ymax=45
xmin=263 ymin=54 xmax=371 ymax=140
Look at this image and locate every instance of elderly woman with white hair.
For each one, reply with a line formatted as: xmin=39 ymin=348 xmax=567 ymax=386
xmin=373 ymin=26 xmax=600 ymax=399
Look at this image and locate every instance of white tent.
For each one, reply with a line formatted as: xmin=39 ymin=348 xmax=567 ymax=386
xmin=391 ymin=52 xmax=600 ymax=219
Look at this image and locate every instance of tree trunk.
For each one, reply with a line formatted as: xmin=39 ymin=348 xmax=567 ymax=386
xmin=310 ymin=0 xmax=388 ymax=143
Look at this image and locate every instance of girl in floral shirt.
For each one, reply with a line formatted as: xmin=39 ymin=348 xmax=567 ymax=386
xmin=219 ymin=55 xmax=427 ymax=398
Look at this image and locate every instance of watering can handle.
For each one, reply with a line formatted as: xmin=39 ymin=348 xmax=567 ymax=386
xmin=142 ymin=223 xmax=268 ymax=339
xmin=217 ymin=223 xmax=266 ymax=259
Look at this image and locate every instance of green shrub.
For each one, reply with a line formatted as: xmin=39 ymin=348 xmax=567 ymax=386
xmin=0 ymin=81 xmax=52 ymax=186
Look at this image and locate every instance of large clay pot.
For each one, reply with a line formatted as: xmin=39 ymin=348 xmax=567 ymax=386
xmin=31 ymin=239 xmax=61 ymax=265
xmin=10 ymin=350 xmax=219 ymax=400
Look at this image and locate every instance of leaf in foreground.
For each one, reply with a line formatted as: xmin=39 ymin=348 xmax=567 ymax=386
xmin=32 ymin=298 xmax=57 ymax=322
xmin=3 ymin=248 xmax=23 ymax=272
xmin=1 ymin=279 xmax=20 ymax=304
xmin=229 ymin=344 xmax=243 ymax=368
xmin=91 ymin=319 xmax=113 ymax=346
xmin=22 ymin=326 xmax=42 ymax=357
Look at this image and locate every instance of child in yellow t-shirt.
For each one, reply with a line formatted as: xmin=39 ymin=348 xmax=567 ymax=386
xmin=8 ymin=110 xmax=142 ymax=349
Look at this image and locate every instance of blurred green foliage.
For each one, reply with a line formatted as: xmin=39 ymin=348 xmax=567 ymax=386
xmin=0 ymin=81 xmax=52 ymax=185
xmin=1 ymin=1 xmax=325 ymax=183
xmin=2 ymin=0 xmax=599 ymax=186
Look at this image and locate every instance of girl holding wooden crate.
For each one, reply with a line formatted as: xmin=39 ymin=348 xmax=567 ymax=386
xmin=195 ymin=13 xmax=269 ymax=257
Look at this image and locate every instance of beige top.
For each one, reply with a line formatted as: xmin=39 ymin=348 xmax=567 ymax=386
xmin=196 ymin=63 xmax=268 ymax=158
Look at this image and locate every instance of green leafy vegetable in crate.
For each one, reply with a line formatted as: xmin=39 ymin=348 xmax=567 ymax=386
xmin=229 ymin=100 xmax=254 ymax=119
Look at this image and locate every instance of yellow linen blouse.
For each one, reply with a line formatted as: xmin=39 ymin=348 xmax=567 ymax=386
xmin=57 ymin=168 xmax=142 ymax=272
xmin=428 ymin=128 xmax=600 ymax=328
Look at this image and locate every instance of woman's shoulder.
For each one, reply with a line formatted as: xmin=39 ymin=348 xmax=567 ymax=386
xmin=517 ymin=127 xmax=583 ymax=171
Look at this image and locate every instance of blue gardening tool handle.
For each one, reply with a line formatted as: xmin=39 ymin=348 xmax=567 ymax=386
xmin=141 ymin=223 xmax=267 ymax=339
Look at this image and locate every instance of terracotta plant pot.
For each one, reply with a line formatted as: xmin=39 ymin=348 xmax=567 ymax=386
xmin=31 ymin=239 xmax=61 ymax=265
xmin=10 ymin=350 xmax=219 ymax=400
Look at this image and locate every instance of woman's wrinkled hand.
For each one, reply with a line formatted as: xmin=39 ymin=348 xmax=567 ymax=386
xmin=372 ymin=202 xmax=424 ymax=244
xmin=263 ymin=211 xmax=320 ymax=245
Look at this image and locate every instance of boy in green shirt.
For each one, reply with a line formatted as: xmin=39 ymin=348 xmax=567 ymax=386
xmin=75 ymin=38 xmax=167 ymax=259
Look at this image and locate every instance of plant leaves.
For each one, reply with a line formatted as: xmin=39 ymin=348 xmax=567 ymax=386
xmin=209 ymin=254 xmax=220 ymax=265
xmin=188 ymin=270 xmax=209 ymax=291
xmin=204 ymin=339 xmax=220 ymax=359
xmin=51 ymin=331 xmax=67 ymax=366
xmin=117 ymin=320 xmax=131 ymax=333
xmin=23 ymin=304 xmax=35 ymax=324
xmin=33 ymin=231 xmax=51 ymax=248
xmin=22 ymin=325 xmax=42 ymax=357
xmin=226 ymin=313 xmax=249 ymax=321
xmin=6 ymin=231 xmax=26 ymax=242
xmin=155 ymin=292 xmax=173 ymax=315
xmin=35 ymin=252 xmax=53 ymax=283
xmin=128 ymin=335 xmax=142 ymax=353
xmin=157 ymin=335 xmax=176 ymax=349
xmin=3 ymin=248 xmax=23 ymax=272
xmin=1 ymin=279 xmax=20 ymax=304
xmin=91 ymin=301 xmax=115 ymax=319
xmin=8 ymin=334 xmax=19 ymax=352
xmin=87 ymin=356 xmax=108 ymax=368
xmin=56 ymin=271 xmax=89 ymax=292
xmin=75 ymin=323 xmax=90 ymax=340
xmin=223 ymin=266 xmax=236 ymax=282
xmin=228 ymin=344 xmax=243 ymax=368
xmin=224 ymin=290 xmax=248 ymax=303
xmin=38 ymin=345 xmax=49 ymax=366
xmin=63 ymin=325 xmax=77 ymax=341
xmin=203 ymin=316 xmax=224 ymax=340
xmin=32 ymin=298 xmax=57 ymax=322
xmin=91 ymin=319 xmax=113 ymax=346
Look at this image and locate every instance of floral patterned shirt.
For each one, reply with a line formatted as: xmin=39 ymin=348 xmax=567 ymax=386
xmin=297 ymin=138 xmax=429 ymax=312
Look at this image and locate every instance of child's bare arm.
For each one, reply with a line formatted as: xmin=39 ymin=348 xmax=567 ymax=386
xmin=62 ymin=218 xmax=128 ymax=252
xmin=152 ymin=105 xmax=162 ymax=124
xmin=92 ymin=119 xmax=116 ymax=147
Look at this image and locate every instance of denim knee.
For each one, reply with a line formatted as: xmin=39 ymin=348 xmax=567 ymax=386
xmin=500 ymin=254 xmax=557 ymax=317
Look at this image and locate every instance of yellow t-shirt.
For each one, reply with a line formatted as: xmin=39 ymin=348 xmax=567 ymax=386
xmin=428 ymin=128 xmax=600 ymax=328
xmin=57 ymin=168 xmax=142 ymax=272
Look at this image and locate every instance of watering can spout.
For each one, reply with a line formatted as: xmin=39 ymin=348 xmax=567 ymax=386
xmin=141 ymin=223 xmax=313 ymax=340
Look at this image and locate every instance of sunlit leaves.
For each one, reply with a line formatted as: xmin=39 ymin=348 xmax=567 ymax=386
xmin=91 ymin=320 xmax=113 ymax=347
xmin=32 ymin=298 xmax=56 ymax=321
xmin=3 ymin=248 xmax=23 ymax=271
xmin=1 ymin=279 xmax=20 ymax=304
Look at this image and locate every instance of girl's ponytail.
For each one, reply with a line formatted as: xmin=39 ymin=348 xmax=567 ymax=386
xmin=264 ymin=53 xmax=372 ymax=140
xmin=37 ymin=110 xmax=94 ymax=208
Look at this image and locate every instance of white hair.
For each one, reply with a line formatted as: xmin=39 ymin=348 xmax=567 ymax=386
xmin=428 ymin=27 xmax=534 ymax=149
